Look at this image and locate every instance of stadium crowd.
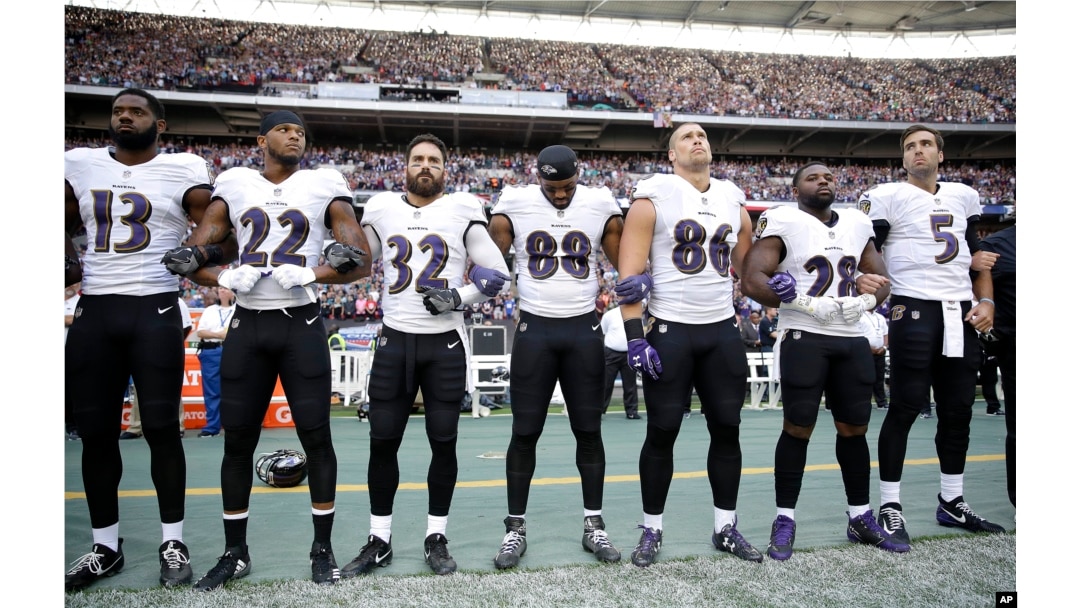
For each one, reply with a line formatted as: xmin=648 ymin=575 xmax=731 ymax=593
xmin=65 ymin=5 xmax=1015 ymax=123
xmin=63 ymin=137 xmax=1017 ymax=206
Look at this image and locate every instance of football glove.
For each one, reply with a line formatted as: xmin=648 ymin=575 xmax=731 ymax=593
xmin=627 ymin=338 xmax=662 ymax=381
xmin=767 ymin=271 xmax=798 ymax=304
xmin=468 ymin=265 xmax=511 ymax=297
xmin=323 ymin=242 xmax=367 ymax=274
xmin=217 ymin=265 xmax=262 ymax=293
xmin=614 ymin=273 xmax=652 ymax=304
xmin=837 ymin=294 xmax=879 ymax=324
xmin=160 ymin=246 xmax=206 ymax=276
xmin=271 ymin=264 xmax=317 ymax=290
xmin=420 ymin=285 xmax=462 ymax=315
xmin=781 ymin=293 xmax=843 ymax=325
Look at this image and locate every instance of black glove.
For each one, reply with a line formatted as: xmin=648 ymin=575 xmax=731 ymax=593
xmin=323 ymin=242 xmax=367 ymax=274
xmin=420 ymin=285 xmax=462 ymax=315
xmin=160 ymin=246 xmax=206 ymax=275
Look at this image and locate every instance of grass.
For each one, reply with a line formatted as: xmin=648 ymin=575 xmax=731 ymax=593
xmin=64 ymin=533 xmax=1015 ymax=608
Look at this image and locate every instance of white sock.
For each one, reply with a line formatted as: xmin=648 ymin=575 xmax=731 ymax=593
xmin=880 ymin=481 xmax=901 ymax=506
xmin=584 ymin=509 xmax=602 ymax=519
xmin=161 ymin=520 xmax=184 ymax=544
xmin=370 ymin=514 xmax=392 ymax=543
xmin=426 ymin=514 xmax=448 ymax=537
xmin=777 ymin=508 xmax=795 ymax=520
xmin=643 ymin=513 xmax=663 ymax=531
xmin=714 ymin=508 xmax=737 ymax=532
xmin=92 ymin=523 xmax=120 ymax=552
xmin=940 ymin=474 xmax=964 ymax=503
xmin=312 ymin=506 xmax=335 ymax=516
xmin=848 ymin=505 xmax=871 ymax=519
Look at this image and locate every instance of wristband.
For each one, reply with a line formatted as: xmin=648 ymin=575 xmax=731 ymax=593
xmin=978 ymin=298 xmax=995 ymax=306
xmin=624 ymin=319 xmax=645 ymax=342
xmin=203 ymin=244 xmax=224 ymax=265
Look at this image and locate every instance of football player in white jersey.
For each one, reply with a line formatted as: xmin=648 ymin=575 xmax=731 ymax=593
xmin=340 ymin=134 xmax=509 ymax=578
xmin=486 ymin=145 xmax=625 ymax=570
xmin=858 ymin=124 xmax=1006 ymax=543
xmin=741 ymin=161 xmax=906 ymax=561
xmin=64 ymin=88 xmax=214 ymax=591
xmin=167 ymin=110 xmax=371 ymax=590
xmin=617 ymin=122 xmax=761 ymax=566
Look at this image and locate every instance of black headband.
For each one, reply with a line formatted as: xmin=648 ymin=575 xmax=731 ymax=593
xmin=260 ymin=110 xmax=305 ymax=135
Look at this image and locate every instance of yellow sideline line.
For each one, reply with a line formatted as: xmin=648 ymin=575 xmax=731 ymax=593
xmin=63 ymin=454 xmax=1004 ymax=500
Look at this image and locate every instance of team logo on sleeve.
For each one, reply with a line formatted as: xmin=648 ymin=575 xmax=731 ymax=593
xmin=205 ymin=162 xmax=216 ymax=186
xmin=754 ymin=215 xmax=768 ymax=239
xmin=857 ymin=198 xmax=871 ymax=215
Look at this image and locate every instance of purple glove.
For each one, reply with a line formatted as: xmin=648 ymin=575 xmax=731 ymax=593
xmin=469 ymin=265 xmax=511 ymax=297
xmin=615 ymin=273 xmax=652 ymax=304
xmin=767 ymin=271 xmax=798 ymax=304
xmin=627 ymin=338 xmax=662 ymax=381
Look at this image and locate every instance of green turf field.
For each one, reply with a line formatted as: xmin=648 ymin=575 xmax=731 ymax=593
xmin=65 ymin=399 xmax=1015 ymax=607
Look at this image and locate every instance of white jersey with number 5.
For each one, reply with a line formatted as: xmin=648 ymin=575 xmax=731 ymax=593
xmin=632 ymin=173 xmax=745 ymax=324
xmin=212 ymin=167 xmax=351 ymax=310
xmin=492 ymin=184 xmax=621 ymax=318
xmin=65 ymin=147 xmax=213 ymax=296
xmin=755 ymin=205 xmax=873 ymax=337
xmin=363 ymin=191 xmax=488 ymax=334
xmin=860 ymin=181 xmax=980 ymax=302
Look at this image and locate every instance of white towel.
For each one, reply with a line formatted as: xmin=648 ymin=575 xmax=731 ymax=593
xmin=942 ymin=301 xmax=964 ymax=357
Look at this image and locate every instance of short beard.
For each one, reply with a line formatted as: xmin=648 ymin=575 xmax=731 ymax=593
xmin=108 ymin=124 xmax=158 ymax=151
xmin=266 ymin=144 xmax=302 ymax=167
xmin=406 ymin=172 xmax=445 ymax=198
xmin=799 ymin=192 xmax=835 ymax=210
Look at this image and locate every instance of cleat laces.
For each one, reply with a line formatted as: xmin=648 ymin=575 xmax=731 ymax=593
xmin=585 ymin=529 xmax=615 ymax=551
xmin=636 ymin=525 xmax=661 ymax=552
xmin=498 ymin=530 xmax=525 ymax=555
xmin=880 ymin=507 xmax=906 ymax=532
xmin=161 ymin=542 xmax=190 ymax=571
xmin=67 ymin=549 xmax=108 ymax=576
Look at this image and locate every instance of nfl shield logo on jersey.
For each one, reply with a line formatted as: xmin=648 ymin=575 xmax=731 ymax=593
xmin=792 ymin=330 xmax=802 ymax=340
xmin=519 ymin=322 xmax=528 ymax=333
xmin=658 ymin=323 xmax=668 ymax=334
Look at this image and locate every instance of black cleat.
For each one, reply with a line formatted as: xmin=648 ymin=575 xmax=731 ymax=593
xmin=712 ymin=522 xmax=763 ymax=563
xmin=158 ymin=540 xmax=192 ymax=587
xmin=936 ymin=494 xmax=1006 ymax=534
xmin=877 ymin=503 xmax=911 ymax=544
xmin=192 ymin=546 xmax=250 ymax=591
xmin=494 ymin=516 xmax=527 ymax=570
xmin=341 ymin=535 xmax=392 ymax=577
xmin=65 ymin=539 xmax=124 ymax=592
xmin=582 ymin=515 xmax=621 ymax=563
xmin=310 ymin=541 xmax=340 ymax=585
xmin=424 ymin=533 xmax=457 ymax=575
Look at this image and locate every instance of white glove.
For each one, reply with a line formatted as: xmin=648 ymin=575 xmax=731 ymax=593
xmin=837 ymin=294 xmax=879 ymax=324
xmin=272 ymin=264 xmax=317 ymax=290
xmin=217 ymin=265 xmax=262 ymax=293
xmin=781 ymin=293 xmax=843 ymax=325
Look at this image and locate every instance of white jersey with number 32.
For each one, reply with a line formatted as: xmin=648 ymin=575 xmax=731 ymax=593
xmin=363 ymin=191 xmax=488 ymax=334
